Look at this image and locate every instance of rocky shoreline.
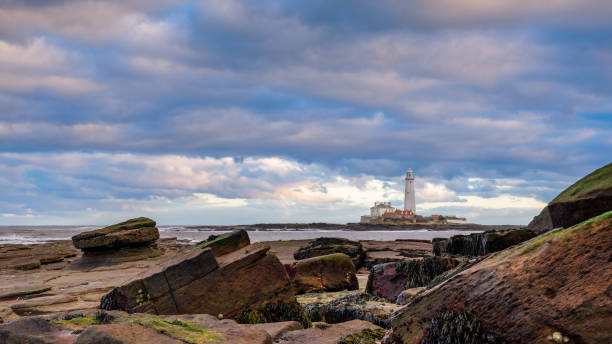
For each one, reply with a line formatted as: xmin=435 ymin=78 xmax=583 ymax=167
xmin=0 ymin=163 xmax=611 ymax=344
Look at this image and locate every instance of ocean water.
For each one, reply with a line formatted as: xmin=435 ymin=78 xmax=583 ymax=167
xmin=0 ymin=226 xmax=482 ymax=245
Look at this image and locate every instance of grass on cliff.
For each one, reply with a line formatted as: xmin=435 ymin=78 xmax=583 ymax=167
xmin=552 ymin=162 xmax=612 ymax=203
xmin=518 ymin=210 xmax=612 ymax=256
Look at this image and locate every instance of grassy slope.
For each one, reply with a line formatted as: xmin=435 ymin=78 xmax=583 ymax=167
xmin=552 ymin=162 xmax=612 ymax=203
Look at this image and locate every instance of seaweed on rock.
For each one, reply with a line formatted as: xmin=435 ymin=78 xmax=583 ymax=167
xmin=238 ymin=301 xmax=312 ymax=329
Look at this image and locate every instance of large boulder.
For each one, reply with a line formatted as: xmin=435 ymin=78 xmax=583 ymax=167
xmin=69 ymin=217 xmax=162 ymax=267
xmin=528 ymin=162 xmax=612 ymax=232
xmin=294 ymin=237 xmax=366 ymax=269
xmin=385 ymin=211 xmax=612 ymax=344
xmin=285 ymin=253 xmax=359 ymax=294
xmin=195 ymin=229 xmax=250 ymax=257
xmin=433 ymin=228 xmax=538 ymax=256
xmin=366 ymin=257 xmax=459 ymax=303
xmin=72 ymin=217 xmax=159 ymax=251
xmin=100 ymin=242 xmax=310 ymax=328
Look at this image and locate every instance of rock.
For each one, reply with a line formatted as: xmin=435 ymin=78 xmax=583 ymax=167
xmin=275 ymin=319 xmax=382 ymax=344
xmin=100 ymin=242 xmax=310 ymax=328
xmin=0 ymin=310 xmax=274 ymax=344
xmin=249 ymin=321 xmax=303 ymax=340
xmin=286 ymin=253 xmax=359 ymax=294
xmin=0 ymin=317 xmax=78 ymax=344
xmin=10 ymin=295 xmax=80 ymax=316
xmin=366 ymin=257 xmax=459 ymax=302
xmin=298 ymin=291 xmax=401 ymax=328
xmin=195 ymin=229 xmax=250 ymax=257
xmin=433 ymin=228 xmax=538 ymax=256
xmin=75 ymin=323 xmax=183 ymax=344
xmin=385 ymin=211 xmax=612 ymax=344
xmin=72 ymin=217 xmax=159 ymax=251
xmin=395 ymin=287 xmax=425 ymax=305
xmin=0 ymin=285 xmax=51 ymax=300
xmin=13 ymin=258 xmax=41 ymax=270
xmin=529 ymin=162 xmax=612 ymax=232
xmin=294 ymin=237 xmax=365 ymax=269
xmin=337 ymin=328 xmax=386 ymax=344
xmin=67 ymin=246 xmax=163 ymax=269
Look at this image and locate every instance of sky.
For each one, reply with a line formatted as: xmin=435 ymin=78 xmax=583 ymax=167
xmin=0 ymin=0 xmax=611 ymax=226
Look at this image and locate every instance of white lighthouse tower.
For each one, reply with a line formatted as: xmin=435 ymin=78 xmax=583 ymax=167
xmin=404 ymin=168 xmax=416 ymax=213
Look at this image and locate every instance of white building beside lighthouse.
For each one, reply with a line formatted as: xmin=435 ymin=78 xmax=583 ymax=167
xmin=360 ymin=168 xmax=417 ymax=223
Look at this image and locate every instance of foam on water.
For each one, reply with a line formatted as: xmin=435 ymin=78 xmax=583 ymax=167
xmin=0 ymin=225 xmax=482 ymax=245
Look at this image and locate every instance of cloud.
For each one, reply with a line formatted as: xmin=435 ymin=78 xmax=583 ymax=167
xmin=0 ymin=1 xmax=610 ymax=225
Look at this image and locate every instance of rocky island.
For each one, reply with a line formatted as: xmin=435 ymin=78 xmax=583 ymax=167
xmin=0 ymin=163 xmax=611 ymax=343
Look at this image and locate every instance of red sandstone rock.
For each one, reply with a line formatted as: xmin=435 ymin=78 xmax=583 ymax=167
xmin=385 ymin=211 xmax=612 ymax=344
xmin=285 ymin=253 xmax=359 ymax=294
xmin=366 ymin=256 xmax=458 ymax=303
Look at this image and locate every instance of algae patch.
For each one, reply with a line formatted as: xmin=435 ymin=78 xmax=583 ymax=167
xmin=337 ymin=328 xmax=385 ymax=344
xmin=135 ymin=315 xmax=220 ymax=343
xmin=518 ymin=210 xmax=612 ymax=256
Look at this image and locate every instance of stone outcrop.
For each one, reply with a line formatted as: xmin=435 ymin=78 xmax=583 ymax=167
xmin=384 ymin=211 xmax=612 ymax=344
xmin=294 ymin=237 xmax=366 ymax=269
xmin=69 ymin=217 xmax=162 ymax=267
xmin=366 ymin=257 xmax=459 ymax=303
xmin=275 ymin=319 xmax=383 ymax=344
xmin=100 ymin=242 xmax=310 ymax=327
xmin=528 ymin=162 xmax=612 ymax=232
xmin=298 ymin=291 xmax=401 ymax=329
xmin=195 ymin=229 xmax=250 ymax=257
xmin=0 ymin=241 xmax=77 ymax=271
xmin=72 ymin=217 xmax=159 ymax=250
xmin=285 ymin=253 xmax=359 ymax=294
xmin=432 ymin=228 xmax=537 ymax=256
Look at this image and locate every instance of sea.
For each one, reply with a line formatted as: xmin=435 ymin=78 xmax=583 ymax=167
xmin=0 ymin=226 xmax=481 ymax=245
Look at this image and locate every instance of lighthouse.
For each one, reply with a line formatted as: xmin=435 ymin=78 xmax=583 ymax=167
xmin=404 ymin=168 xmax=416 ymax=213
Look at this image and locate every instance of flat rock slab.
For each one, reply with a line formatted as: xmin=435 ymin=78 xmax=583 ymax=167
xmin=275 ymin=319 xmax=382 ymax=344
xmin=72 ymin=217 xmax=159 ymax=250
xmin=0 ymin=284 xmax=51 ymax=300
xmin=10 ymin=295 xmax=80 ymax=315
xmin=0 ymin=310 xmax=274 ymax=344
xmin=0 ymin=317 xmax=77 ymax=344
xmin=250 ymin=321 xmax=303 ymax=339
xmin=75 ymin=323 xmax=184 ymax=344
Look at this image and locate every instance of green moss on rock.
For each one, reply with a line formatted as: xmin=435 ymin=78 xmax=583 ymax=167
xmin=134 ymin=315 xmax=219 ymax=343
xmin=238 ymin=301 xmax=312 ymax=329
xmin=337 ymin=328 xmax=386 ymax=344
xmin=519 ymin=210 xmax=612 ymax=256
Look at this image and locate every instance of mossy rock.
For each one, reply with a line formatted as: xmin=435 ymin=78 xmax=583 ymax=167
xmin=337 ymin=328 xmax=386 ymax=344
xmin=238 ymin=301 xmax=312 ymax=329
xmin=196 ymin=229 xmax=250 ymax=257
xmin=72 ymin=217 xmax=159 ymax=250
xmin=519 ymin=210 xmax=612 ymax=256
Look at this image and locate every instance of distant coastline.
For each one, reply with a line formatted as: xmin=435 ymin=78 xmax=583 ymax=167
xmin=184 ymin=222 xmax=522 ymax=232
